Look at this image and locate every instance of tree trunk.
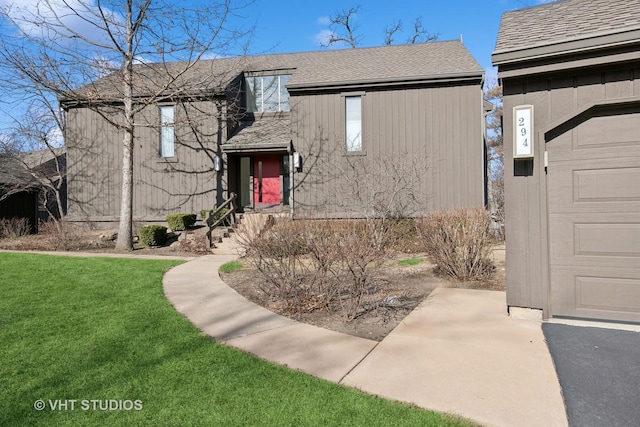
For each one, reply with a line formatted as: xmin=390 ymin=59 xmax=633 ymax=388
xmin=115 ymin=91 xmax=135 ymax=250
xmin=115 ymin=127 xmax=134 ymax=250
xmin=115 ymin=4 xmax=135 ymax=251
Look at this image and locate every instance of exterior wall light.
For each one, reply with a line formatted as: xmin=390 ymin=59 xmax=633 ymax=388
xmin=213 ymin=156 xmax=222 ymax=172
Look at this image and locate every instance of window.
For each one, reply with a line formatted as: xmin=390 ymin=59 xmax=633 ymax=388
xmin=345 ymin=96 xmax=362 ymax=152
xmin=159 ymin=105 xmax=175 ymax=158
xmin=246 ymin=74 xmax=292 ymax=112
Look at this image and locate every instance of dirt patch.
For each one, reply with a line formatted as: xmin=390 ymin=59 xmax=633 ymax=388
xmin=0 ymin=225 xmax=214 ymax=258
xmin=222 ymin=252 xmax=505 ymax=341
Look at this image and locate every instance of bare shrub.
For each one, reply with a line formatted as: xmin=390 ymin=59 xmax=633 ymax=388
xmin=415 ymin=208 xmax=495 ymax=281
xmin=0 ymin=217 xmax=31 ymax=238
xmin=330 ymin=220 xmax=387 ymax=320
xmin=234 ymin=214 xmax=274 ymax=252
xmin=245 ymin=221 xmax=326 ymax=313
xmin=240 ymin=218 xmax=389 ymax=320
xmin=385 ymin=219 xmax=422 ymax=254
xmin=38 ymin=220 xmax=87 ymax=251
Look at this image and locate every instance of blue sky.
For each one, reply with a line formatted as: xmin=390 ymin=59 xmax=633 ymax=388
xmin=0 ymin=0 xmax=553 ymax=140
xmin=240 ymin=0 xmax=551 ymax=80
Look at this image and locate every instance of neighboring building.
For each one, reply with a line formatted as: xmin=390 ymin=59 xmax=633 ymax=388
xmin=493 ymin=0 xmax=640 ymax=322
xmin=0 ymin=155 xmax=38 ymax=231
xmin=0 ymin=148 xmax=66 ymax=231
xmin=64 ymin=41 xmax=486 ymax=228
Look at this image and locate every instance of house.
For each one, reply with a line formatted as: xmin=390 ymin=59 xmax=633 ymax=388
xmin=493 ymin=0 xmax=640 ymax=323
xmin=0 ymin=148 xmax=66 ymax=231
xmin=0 ymin=155 xmax=38 ymax=231
xmin=64 ymin=41 xmax=486 ymax=228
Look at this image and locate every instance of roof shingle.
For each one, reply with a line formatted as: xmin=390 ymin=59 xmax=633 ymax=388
xmin=74 ymin=40 xmax=482 ymax=101
xmin=495 ymin=0 xmax=640 ymax=53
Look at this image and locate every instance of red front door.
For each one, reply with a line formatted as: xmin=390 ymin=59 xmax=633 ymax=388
xmin=253 ymin=157 xmax=281 ymax=205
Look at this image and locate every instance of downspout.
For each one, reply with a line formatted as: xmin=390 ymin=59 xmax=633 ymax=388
xmin=289 ymin=148 xmax=294 ymax=220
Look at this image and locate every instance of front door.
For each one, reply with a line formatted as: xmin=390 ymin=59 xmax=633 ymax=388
xmin=253 ymin=157 xmax=281 ymax=205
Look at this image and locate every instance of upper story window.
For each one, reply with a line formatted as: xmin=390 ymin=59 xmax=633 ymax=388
xmin=159 ymin=105 xmax=175 ymax=158
xmin=246 ymin=74 xmax=292 ymax=112
xmin=345 ymin=96 xmax=362 ymax=152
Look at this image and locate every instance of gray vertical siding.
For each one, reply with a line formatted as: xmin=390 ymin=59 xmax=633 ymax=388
xmin=501 ymin=63 xmax=640 ymax=311
xmin=66 ymin=99 xmax=224 ymax=226
xmin=67 ymin=80 xmax=485 ymax=225
xmin=290 ymin=82 xmax=485 ymax=217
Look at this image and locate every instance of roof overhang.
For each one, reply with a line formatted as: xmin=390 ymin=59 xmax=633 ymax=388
xmin=287 ymin=72 xmax=484 ymax=94
xmin=222 ymin=141 xmax=292 ymax=154
xmin=492 ymin=26 xmax=640 ymax=67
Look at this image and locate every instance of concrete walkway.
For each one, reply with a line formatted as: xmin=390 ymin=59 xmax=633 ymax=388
xmin=164 ymin=254 xmax=568 ymax=427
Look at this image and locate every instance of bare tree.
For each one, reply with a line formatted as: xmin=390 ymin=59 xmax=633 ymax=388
xmin=321 ymin=5 xmax=361 ymax=48
xmin=0 ymin=0 xmax=252 ymax=250
xmin=0 ymin=100 xmax=66 ymax=221
xmin=484 ymin=78 xmax=504 ymax=236
xmin=384 ymin=20 xmax=402 ymax=46
xmin=321 ymin=6 xmax=437 ymax=48
xmin=406 ymin=17 xmax=438 ymax=44
xmin=335 ymin=151 xmax=428 ymax=250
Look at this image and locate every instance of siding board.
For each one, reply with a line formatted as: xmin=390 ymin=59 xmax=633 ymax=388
xmin=503 ymin=64 xmax=640 ymax=311
xmin=290 ymin=82 xmax=483 ymax=217
xmin=67 ymin=100 xmax=221 ymax=226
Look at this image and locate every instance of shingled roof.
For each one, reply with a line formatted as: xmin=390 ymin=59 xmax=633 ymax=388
xmin=275 ymin=41 xmax=482 ymax=89
xmin=493 ymin=0 xmax=640 ymax=64
xmin=67 ymin=40 xmax=482 ymax=103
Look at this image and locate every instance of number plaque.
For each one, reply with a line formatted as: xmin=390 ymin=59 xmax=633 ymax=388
xmin=513 ymin=105 xmax=534 ymax=159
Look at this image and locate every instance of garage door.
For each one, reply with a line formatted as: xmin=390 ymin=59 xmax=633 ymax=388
xmin=547 ymin=103 xmax=640 ymax=322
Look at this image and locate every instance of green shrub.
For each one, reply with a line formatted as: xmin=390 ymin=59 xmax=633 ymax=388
xmin=201 ymin=208 xmax=230 ymax=222
xmin=415 ymin=208 xmax=495 ymax=281
xmin=166 ymin=213 xmax=197 ymax=231
xmin=213 ymin=208 xmax=229 ymax=221
xmin=139 ymin=225 xmax=168 ymax=246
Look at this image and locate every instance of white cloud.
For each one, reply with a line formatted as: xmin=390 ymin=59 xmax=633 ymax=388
xmin=0 ymin=0 xmax=121 ymax=45
xmin=316 ymin=16 xmax=331 ymax=26
xmin=313 ymin=29 xmax=335 ymax=46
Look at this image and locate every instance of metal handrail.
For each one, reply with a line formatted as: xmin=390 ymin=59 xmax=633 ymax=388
xmin=205 ymin=193 xmax=236 ymax=249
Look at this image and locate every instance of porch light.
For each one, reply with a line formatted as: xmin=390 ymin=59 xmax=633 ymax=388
xmin=293 ymin=152 xmax=302 ymax=171
xmin=213 ymin=156 xmax=222 ymax=172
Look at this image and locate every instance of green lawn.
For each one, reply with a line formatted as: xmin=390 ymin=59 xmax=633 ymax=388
xmin=219 ymin=260 xmax=243 ymax=273
xmin=0 ymin=253 xmax=474 ymax=427
xmin=398 ymin=257 xmax=425 ymax=267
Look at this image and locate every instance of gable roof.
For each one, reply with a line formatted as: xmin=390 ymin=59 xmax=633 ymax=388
xmin=0 ymin=148 xmax=66 ymax=189
xmin=0 ymin=156 xmax=38 ymax=188
xmin=67 ymin=41 xmax=483 ymax=104
xmin=255 ymin=41 xmax=483 ymax=90
xmin=493 ymin=0 xmax=640 ymax=65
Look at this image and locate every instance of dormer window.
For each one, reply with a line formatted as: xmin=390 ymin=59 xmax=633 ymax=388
xmin=246 ymin=74 xmax=292 ymax=113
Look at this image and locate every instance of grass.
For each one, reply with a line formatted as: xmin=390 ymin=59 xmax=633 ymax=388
xmin=0 ymin=253 xmax=475 ymax=427
xmin=219 ymin=260 xmax=243 ymax=273
xmin=398 ymin=257 xmax=424 ymax=267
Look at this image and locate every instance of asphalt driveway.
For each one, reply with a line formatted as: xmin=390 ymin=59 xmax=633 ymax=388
xmin=543 ymin=323 xmax=640 ymax=427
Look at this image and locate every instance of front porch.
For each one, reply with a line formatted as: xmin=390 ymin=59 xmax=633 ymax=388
xmin=222 ymin=117 xmax=294 ymax=214
xmin=225 ymin=152 xmax=292 ymax=214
